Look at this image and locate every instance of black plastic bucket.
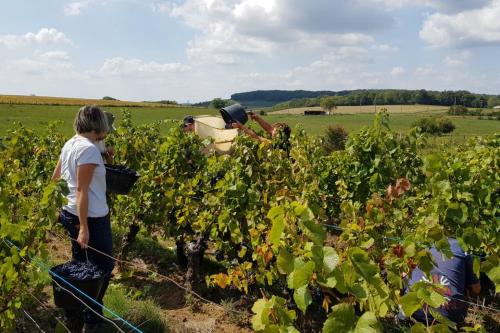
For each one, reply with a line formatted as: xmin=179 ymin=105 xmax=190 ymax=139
xmin=51 ymin=263 xmax=105 ymax=310
xmin=105 ymin=164 xmax=140 ymax=194
xmin=220 ymin=104 xmax=248 ymax=125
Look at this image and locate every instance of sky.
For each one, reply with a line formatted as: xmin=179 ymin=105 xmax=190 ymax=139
xmin=1 ymin=0 xmax=500 ymax=103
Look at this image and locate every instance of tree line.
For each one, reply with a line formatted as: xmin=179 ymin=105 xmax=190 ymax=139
xmin=230 ymin=89 xmax=500 ymax=109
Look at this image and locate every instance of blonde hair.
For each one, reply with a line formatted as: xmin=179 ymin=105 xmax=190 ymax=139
xmin=73 ymin=105 xmax=109 ymax=134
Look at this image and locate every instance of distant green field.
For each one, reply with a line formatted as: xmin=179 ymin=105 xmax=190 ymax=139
xmin=0 ymin=104 xmax=218 ymax=136
xmin=264 ymin=113 xmax=500 ymax=149
xmin=0 ymin=105 xmax=498 ymax=147
xmin=265 ymin=113 xmax=500 ymax=136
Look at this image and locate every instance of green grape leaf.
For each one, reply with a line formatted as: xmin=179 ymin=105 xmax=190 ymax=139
xmin=445 ymin=202 xmax=468 ymax=224
xmin=268 ymin=206 xmax=285 ymax=248
xmin=410 ymin=323 xmax=426 ymax=333
xmin=485 ymin=266 xmax=500 ymax=293
xmin=424 ymin=154 xmax=442 ymax=173
xmin=302 ymin=220 xmax=326 ymax=246
xmin=277 ymin=249 xmax=295 ymax=275
xmin=323 ymin=303 xmax=356 ymax=333
xmin=354 ymin=311 xmax=382 ymax=333
xmin=400 ymin=292 xmax=421 ymax=317
xmin=251 ymin=299 xmax=270 ymax=331
xmin=263 ymin=325 xmax=280 ymax=333
xmin=289 ymin=260 xmax=315 ymax=290
xmin=428 ymin=308 xmax=457 ymax=329
xmin=323 ymin=247 xmax=340 ymax=274
xmin=293 ymin=285 xmax=312 ymax=313
xmin=318 ymin=275 xmax=337 ymax=288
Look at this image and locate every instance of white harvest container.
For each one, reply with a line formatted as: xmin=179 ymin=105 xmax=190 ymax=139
xmin=194 ymin=116 xmax=239 ymax=154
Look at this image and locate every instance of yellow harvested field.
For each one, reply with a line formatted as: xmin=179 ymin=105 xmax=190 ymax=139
xmin=0 ymin=94 xmax=177 ymax=107
xmin=271 ymin=104 xmax=449 ymax=115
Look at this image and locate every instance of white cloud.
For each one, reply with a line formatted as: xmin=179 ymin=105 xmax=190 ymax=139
xmin=372 ymin=44 xmax=399 ymax=52
xmin=163 ymin=0 xmax=393 ymax=64
xmin=64 ymin=0 xmax=131 ymax=16
xmin=0 ymin=28 xmax=73 ymax=48
xmin=99 ymin=57 xmax=191 ymax=75
xmin=0 ymin=35 xmax=24 ymax=48
xmin=390 ymin=66 xmax=406 ymax=76
xmin=14 ymin=58 xmax=71 ymax=75
xmin=422 ymin=0 xmax=491 ymax=13
xmin=0 ymin=52 xmax=195 ymax=101
xmin=5 ymin=51 xmax=81 ymax=79
xmin=443 ymin=51 xmax=470 ymax=66
xmin=25 ymin=28 xmax=73 ymax=45
xmin=415 ymin=65 xmax=434 ymax=76
xmin=420 ymin=0 xmax=500 ymax=47
xmin=151 ymin=2 xmax=173 ymax=14
xmin=64 ymin=1 xmax=92 ymax=16
xmin=372 ymin=0 xmax=490 ymax=12
xmin=233 ymin=47 xmax=384 ymax=92
xmin=37 ymin=51 xmax=71 ymax=62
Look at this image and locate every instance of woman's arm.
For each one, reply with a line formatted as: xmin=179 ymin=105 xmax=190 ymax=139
xmin=75 ymin=164 xmax=96 ymax=249
xmin=51 ymin=159 xmax=62 ymax=180
xmin=249 ymin=113 xmax=274 ymax=136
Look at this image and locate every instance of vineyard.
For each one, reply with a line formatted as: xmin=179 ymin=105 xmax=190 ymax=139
xmin=0 ymin=111 xmax=498 ymax=332
xmin=0 ymin=94 xmax=179 ymax=108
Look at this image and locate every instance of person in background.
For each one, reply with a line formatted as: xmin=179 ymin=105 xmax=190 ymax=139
xmin=52 ymin=105 xmax=115 ymax=333
xmin=95 ymin=111 xmax=115 ymax=164
xmin=183 ymin=115 xmax=195 ymax=133
xmin=400 ymin=238 xmax=481 ymax=325
xmin=231 ymin=111 xmax=291 ymax=151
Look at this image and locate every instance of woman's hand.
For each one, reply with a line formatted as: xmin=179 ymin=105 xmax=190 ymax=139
xmin=77 ymin=226 xmax=89 ymax=249
xmin=105 ymin=146 xmax=115 ymax=157
xmin=104 ymin=146 xmax=115 ymax=164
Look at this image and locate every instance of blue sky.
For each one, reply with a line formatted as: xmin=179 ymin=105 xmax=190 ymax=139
xmin=1 ymin=0 xmax=499 ymax=102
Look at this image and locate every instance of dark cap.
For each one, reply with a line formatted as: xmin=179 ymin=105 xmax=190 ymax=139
xmin=183 ymin=115 xmax=194 ymax=125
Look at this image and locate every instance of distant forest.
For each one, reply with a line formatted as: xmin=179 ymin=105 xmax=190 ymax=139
xmin=230 ymin=89 xmax=500 ymax=109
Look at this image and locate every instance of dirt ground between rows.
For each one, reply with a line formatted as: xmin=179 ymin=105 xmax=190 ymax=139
xmin=15 ymin=233 xmax=252 ymax=333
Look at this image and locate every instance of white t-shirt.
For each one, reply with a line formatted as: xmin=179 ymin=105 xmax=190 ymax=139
xmin=95 ymin=140 xmax=106 ymax=154
xmin=60 ymin=135 xmax=109 ymax=217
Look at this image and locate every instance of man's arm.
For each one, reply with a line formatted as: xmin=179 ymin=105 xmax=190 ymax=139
xmin=249 ymin=112 xmax=274 ymax=136
xmin=232 ymin=121 xmax=267 ymax=142
xmin=469 ymin=282 xmax=481 ymax=295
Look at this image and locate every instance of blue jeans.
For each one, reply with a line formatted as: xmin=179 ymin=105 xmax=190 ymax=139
xmin=59 ymin=210 xmax=115 ymax=325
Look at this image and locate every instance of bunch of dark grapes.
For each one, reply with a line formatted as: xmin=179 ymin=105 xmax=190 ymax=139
xmin=54 ymin=261 xmax=104 ymax=281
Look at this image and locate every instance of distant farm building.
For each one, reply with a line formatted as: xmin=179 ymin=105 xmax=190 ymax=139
xmin=304 ymin=110 xmax=327 ymax=115
xmin=493 ymin=105 xmax=500 ymax=109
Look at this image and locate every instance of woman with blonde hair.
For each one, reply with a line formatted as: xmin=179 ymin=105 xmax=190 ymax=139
xmin=52 ymin=105 xmax=115 ymax=333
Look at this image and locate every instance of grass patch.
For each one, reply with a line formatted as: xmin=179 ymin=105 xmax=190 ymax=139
xmin=263 ymin=113 xmax=499 ymax=137
xmin=220 ymin=298 xmax=250 ymax=327
xmin=0 ymin=104 xmax=218 ymax=136
xmin=104 ymin=283 xmax=169 ymax=333
xmin=111 ymin=225 xmax=177 ymax=268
